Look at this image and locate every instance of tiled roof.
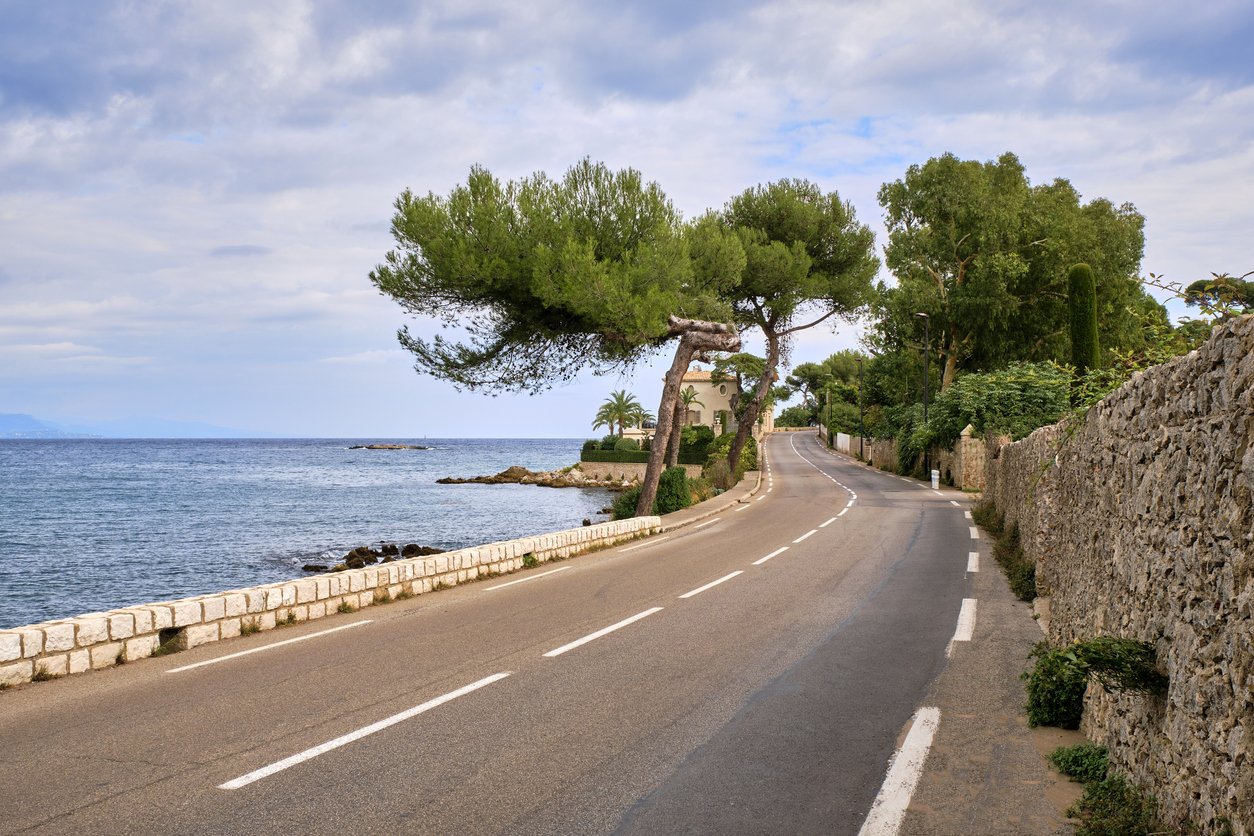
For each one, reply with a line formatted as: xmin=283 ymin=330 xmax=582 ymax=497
xmin=682 ymin=370 xmax=714 ymax=381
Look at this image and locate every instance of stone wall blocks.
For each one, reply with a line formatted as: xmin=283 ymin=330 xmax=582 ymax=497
xmin=75 ymin=617 xmax=109 ymax=647
xmin=219 ymin=618 xmax=242 ymax=640
xmin=170 ymin=600 xmax=202 ymax=628
xmin=68 ymin=650 xmax=90 ymax=675
xmin=18 ymin=628 xmax=42 ymax=658
xmin=294 ymin=580 xmax=316 ymax=604
xmin=89 ymin=642 xmax=123 ymax=670
xmin=280 ymin=585 xmax=297 ymax=607
xmin=0 ymin=632 xmax=20 ymax=662
xmin=223 ymin=593 xmax=247 ymax=618
xmin=179 ymin=623 xmax=220 ymax=650
xmin=41 ymin=623 xmax=76 ymax=653
xmin=106 ymin=613 xmax=135 ymax=641
xmin=0 ymin=660 xmax=33 ymax=687
xmin=35 ymin=654 xmax=68 ymax=679
xmin=200 ymin=597 xmax=226 ymax=622
xmin=348 ymin=572 xmax=364 ymax=593
xmin=125 ymin=635 xmax=157 ymax=660
xmin=147 ymin=606 xmax=174 ymax=631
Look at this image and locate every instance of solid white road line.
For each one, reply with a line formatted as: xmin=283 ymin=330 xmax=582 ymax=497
xmin=620 ymin=536 xmax=672 ymax=553
xmin=752 ymin=546 xmax=789 ymax=565
xmin=694 ymin=518 xmax=721 ymax=529
xmin=969 ymin=526 xmax=980 ymax=540
xmin=757 ymin=496 xmax=767 ymax=501
xmin=837 ymin=508 xmax=849 ymax=517
xmin=166 ymin=621 xmax=373 ymax=674
xmin=218 ymin=672 xmax=511 ymax=789
xmin=946 ymin=598 xmax=977 ymax=657
xmin=734 ymin=503 xmax=751 ymax=512
xmin=485 ymin=566 xmax=570 ymax=590
xmin=542 ymin=607 xmax=664 ymax=658
xmin=793 ymin=529 xmax=817 ymax=544
xmin=857 ymin=706 xmax=942 ymax=836
xmin=967 ymin=551 xmax=979 ymax=573
xmin=679 ymin=571 xmax=743 ymax=599
xmin=819 ymin=516 xmax=838 ymax=528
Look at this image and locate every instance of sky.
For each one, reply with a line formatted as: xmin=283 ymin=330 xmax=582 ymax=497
xmin=1 ymin=0 xmax=1250 ymax=437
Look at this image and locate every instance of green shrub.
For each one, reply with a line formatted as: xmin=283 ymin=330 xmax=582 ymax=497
xmin=992 ymin=523 xmax=1036 ymax=601
xmin=614 ymin=436 xmax=640 ymax=452
xmin=679 ymin=425 xmax=715 ymax=461
xmin=1049 ymin=743 xmax=1109 ymax=784
xmin=703 ymin=458 xmax=736 ymax=491
xmin=688 ymin=477 xmax=714 ymax=504
xmin=612 ymin=486 xmax=643 ymax=520
xmin=1024 ymin=641 xmax=1088 ymax=728
xmin=599 ymin=434 xmax=620 ymax=450
xmin=707 ymin=432 xmax=756 ymax=474
xmin=655 ymin=466 xmax=692 ymax=515
xmin=970 ymin=499 xmax=1004 ymax=535
xmin=1024 ymin=637 xmax=1167 ymax=729
xmin=1068 ymin=776 xmax=1160 ymax=836
xmin=582 ymin=439 xmax=598 ymax=452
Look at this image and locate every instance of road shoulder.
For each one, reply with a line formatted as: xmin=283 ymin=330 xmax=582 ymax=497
xmin=899 ymin=535 xmax=1083 ymax=835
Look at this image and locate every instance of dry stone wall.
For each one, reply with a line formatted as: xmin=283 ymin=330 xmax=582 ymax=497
xmin=985 ymin=315 xmax=1253 ymax=834
xmin=0 ymin=516 xmax=661 ymax=688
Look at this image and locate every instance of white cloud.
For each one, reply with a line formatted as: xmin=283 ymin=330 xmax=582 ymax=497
xmin=0 ymin=0 xmax=1249 ymax=434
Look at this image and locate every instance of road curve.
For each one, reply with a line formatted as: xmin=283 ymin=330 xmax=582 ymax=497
xmin=0 ymin=431 xmax=974 ymax=835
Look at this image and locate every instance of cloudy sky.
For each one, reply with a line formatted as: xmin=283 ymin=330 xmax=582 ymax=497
xmin=2 ymin=0 xmax=1250 ymax=437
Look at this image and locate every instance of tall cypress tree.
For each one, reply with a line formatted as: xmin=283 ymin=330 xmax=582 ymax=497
xmin=1068 ymin=263 xmax=1100 ymax=375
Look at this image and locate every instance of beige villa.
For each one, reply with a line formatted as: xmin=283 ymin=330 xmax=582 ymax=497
xmin=623 ymin=367 xmax=774 ymax=443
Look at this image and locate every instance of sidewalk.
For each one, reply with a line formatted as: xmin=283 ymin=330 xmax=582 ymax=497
xmin=809 ymin=439 xmax=1082 ymax=834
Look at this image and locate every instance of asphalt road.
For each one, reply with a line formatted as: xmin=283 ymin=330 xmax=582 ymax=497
xmin=0 ymin=431 xmax=974 ymax=835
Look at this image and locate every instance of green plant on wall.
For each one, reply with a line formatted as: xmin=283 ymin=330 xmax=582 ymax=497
xmin=1024 ymin=637 xmax=1168 ymax=729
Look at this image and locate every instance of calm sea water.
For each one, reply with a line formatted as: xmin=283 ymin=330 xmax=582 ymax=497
xmin=0 ymin=439 xmax=614 ymax=629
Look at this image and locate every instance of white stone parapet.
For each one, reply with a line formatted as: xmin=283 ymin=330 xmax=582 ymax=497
xmin=0 ymin=516 xmax=661 ymax=688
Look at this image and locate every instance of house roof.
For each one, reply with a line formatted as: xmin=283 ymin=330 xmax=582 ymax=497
xmin=682 ymin=370 xmax=714 ymax=381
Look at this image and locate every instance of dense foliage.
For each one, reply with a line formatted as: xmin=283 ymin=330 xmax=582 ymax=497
xmin=873 ymin=151 xmax=1157 ymax=389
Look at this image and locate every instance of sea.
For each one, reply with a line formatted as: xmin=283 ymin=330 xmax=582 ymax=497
xmin=0 ymin=438 xmax=615 ymax=630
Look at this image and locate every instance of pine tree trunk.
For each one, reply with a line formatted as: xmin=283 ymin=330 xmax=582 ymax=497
xmin=666 ymin=400 xmax=683 ymax=466
xmin=636 ymin=318 xmax=739 ymax=517
xmin=726 ymin=333 xmax=779 ymax=473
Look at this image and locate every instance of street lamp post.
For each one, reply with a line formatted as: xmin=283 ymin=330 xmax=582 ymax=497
xmin=915 ymin=312 xmax=930 ymax=477
xmin=856 ymin=356 xmax=864 ymax=460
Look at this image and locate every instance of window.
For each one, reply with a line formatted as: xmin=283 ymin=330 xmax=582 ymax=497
xmin=719 ymin=384 xmax=727 ymax=396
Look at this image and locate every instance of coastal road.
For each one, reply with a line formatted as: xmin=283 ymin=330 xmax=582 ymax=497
xmin=0 ymin=431 xmax=974 ymax=835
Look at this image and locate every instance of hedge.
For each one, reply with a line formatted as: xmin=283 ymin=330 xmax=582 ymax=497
xmin=580 ymin=449 xmax=706 ymax=465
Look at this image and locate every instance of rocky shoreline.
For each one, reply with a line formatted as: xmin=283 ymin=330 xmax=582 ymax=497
xmin=436 ymin=464 xmax=637 ymax=490
xmin=302 ymin=542 xmax=447 ymax=573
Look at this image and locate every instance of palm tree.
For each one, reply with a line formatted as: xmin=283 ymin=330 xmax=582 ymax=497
xmin=591 ymin=389 xmax=642 ymax=436
xmin=666 ymin=385 xmax=705 ymax=465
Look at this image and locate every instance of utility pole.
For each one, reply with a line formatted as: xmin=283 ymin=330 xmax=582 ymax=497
xmin=915 ymin=312 xmax=930 ymax=477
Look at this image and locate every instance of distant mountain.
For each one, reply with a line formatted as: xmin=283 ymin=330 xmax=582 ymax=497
xmin=0 ymin=414 xmax=98 ymax=439
xmin=68 ymin=417 xmax=271 ymax=439
xmin=0 ymin=413 xmax=273 ymax=439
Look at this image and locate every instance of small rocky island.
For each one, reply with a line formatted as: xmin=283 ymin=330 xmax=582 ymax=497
xmin=348 ymin=444 xmax=430 ymax=450
xmin=437 ymin=465 xmax=635 ymax=489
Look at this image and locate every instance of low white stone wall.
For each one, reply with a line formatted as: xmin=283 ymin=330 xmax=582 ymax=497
xmin=0 ymin=516 xmax=661 ymax=687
